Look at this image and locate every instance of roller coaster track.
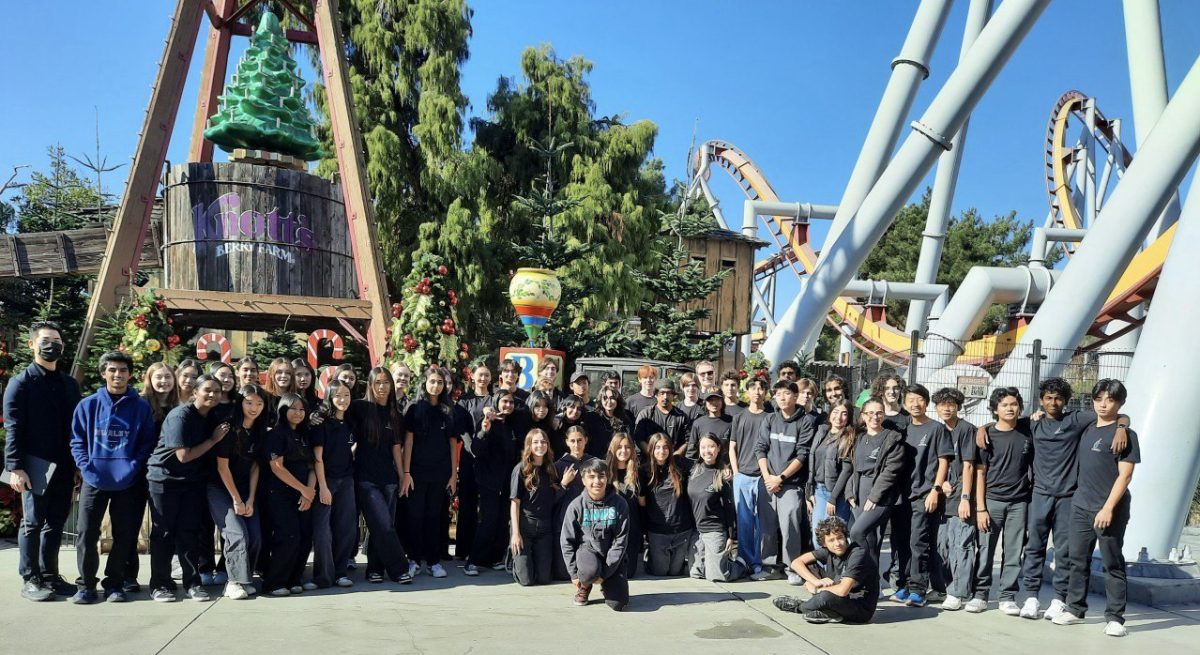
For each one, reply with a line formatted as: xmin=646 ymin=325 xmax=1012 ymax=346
xmin=696 ymin=91 xmax=1172 ymax=364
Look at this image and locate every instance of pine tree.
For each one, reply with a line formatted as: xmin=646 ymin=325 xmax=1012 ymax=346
xmin=387 ymin=253 xmax=470 ymax=377
xmin=204 ymin=11 xmax=322 ymax=160
xmin=250 ymin=328 xmax=305 ymax=369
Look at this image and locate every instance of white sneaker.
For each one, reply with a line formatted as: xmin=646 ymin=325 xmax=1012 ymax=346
xmin=407 ymin=561 xmax=420 ymax=578
xmin=1043 ymin=598 xmax=1067 ymax=621
xmin=269 ymin=587 xmax=291 ymax=597
xmin=431 ymin=563 xmax=447 ymax=578
xmin=749 ymin=568 xmax=771 ymax=582
xmin=941 ymin=595 xmax=964 ymax=611
xmin=1052 ymin=611 xmax=1084 ymax=626
xmin=999 ymin=600 xmax=1021 ymax=616
xmin=334 ymin=576 xmax=353 ymax=587
xmin=301 ymin=581 xmax=319 ymax=591
xmin=223 ymin=582 xmax=248 ymax=600
xmin=1103 ymin=621 xmax=1128 ymax=637
xmin=1019 ymin=597 xmax=1040 ymax=619
xmin=964 ymin=598 xmax=988 ymax=613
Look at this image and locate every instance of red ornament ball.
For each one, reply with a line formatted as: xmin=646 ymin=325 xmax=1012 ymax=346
xmin=437 ymin=265 xmax=449 ymax=275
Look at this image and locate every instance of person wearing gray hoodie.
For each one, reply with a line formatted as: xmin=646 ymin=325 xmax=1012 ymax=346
xmin=561 ymin=458 xmax=631 ymax=611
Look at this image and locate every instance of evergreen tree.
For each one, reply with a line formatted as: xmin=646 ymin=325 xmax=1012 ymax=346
xmin=250 ymin=328 xmax=305 ymax=369
xmin=204 ymin=11 xmax=323 ymax=160
xmin=387 ymin=253 xmax=470 ymax=377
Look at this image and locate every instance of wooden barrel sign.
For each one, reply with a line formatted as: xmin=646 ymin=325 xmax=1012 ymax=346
xmin=163 ymin=162 xmax=357 ymax=298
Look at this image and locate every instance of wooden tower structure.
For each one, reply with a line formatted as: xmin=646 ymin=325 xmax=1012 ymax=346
xmin=72 ymin=0 xmax=390 ymax=378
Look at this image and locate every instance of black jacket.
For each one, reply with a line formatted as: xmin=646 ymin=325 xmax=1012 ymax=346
xmin=850 ymin=429 xmax=906 ymax=506
xmin=465 ymin=415 xmax=519 ymax=491
xmin=633 ymin=405 xmax=692 ymax=450
xmin=3 ymin=362 xmax=82 ymax=470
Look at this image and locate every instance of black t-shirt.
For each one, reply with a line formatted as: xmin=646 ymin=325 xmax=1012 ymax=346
xmin=404 ymin=400 xmax=455 ymax=483
xmin=624 ymin=392 xmax=656 ymax=419
xmin=903 ymin=420 xmax=954 ymax=500
xmin=724 ymin=402 xmax=748 ymax=422
xmin=679 ymin=401 xmax=705 ymax=423
xmin=730 ymin=408 xmax=772 ymax=476
xmin=553 ymin=453 xmax=596 ymax=519
xmin=944 ymin=419 xmax=979 ymax=515
xmin=1031 ymin=410 xmax=1095 ymax=497
xmin=147 ymin=404 xmax=215 ymax=487
xmin=266 ymin=424 xmax=313 ymax=492
xmin=979 ymin=423 xmax=1034 ymax=503
xmin=685 ymin=414 xmax=733 ymax=460
xmin=312 ymin=417 xmax=355 ymax=480
xmin=351 ymin=401 xmax=403 ymax=486
xmin=509 ymin=462 xmax=557 ymax=522
xmin=813 ymin=542 xmax=879 ymax=614
xmin=641 ymin=459 xmax=694 ymax=535
xmin=883 ymin=411 xmax=910 ymax=435
xmin=1073 ymin=423 xmax=1140 ymax=512
xmin=214 ymin=425 xmax=260 ymax=498
xmin=687 ymin=463 xmax=734 ymax=536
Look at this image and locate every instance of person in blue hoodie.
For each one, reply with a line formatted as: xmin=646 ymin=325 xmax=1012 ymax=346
xmin=70 ymin=351 xmax=157 ymax=604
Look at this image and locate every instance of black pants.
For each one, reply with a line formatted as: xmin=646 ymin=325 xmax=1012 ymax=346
xmin=357 ymin=481 xmax=408 ymax=579
xmin=264 ymin=488 xmax=313 ymax=590
xmin=17 ymin=470 xmax=74 ymax=582
xmin=906 ymin=500 xmax=937 ymax=595
xmin=408 ymin=480 xmax=447 ymax=565
xmin=468 ymin=486 xmax=508 ymax=567
xmin=802 ymin=590 xmax=875 ymax=623
xmin=75 ymin=482 xmax=145 ymax=592
xmin=148 ymin=483 xmax=206 ymax=591
xmin=1066 ymin=503 xmax=1129 ymax=624
xmin=850 ymin=502 xmax=893 ymax=573
xmin=1023 ymin=492 xmax=1072 ymax=600
xmin=513 ymin=515 xmax=554 ymax=586
xmin=123 ymin=480 xmax=148 ymax=582
xmin=576 ymin=544 xmax=629 ymax=607
xmin=456 ymin=455 xmax=479 ymax=561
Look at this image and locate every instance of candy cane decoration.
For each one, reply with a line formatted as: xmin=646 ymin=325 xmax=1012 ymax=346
xmin=307 ymin=329 xmax=344 ymax=370
xmin=195 ymin=332 xmax=232 ymax=363
xmin=316 ymin=365 xmax=336 ymax=400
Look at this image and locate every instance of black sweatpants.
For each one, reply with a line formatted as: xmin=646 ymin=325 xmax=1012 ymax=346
xmin=468 ymin=486 xmax=508 ymax=568
xmin=148 ymin=483 xmax=206 ymax=591
xmin=850 ymin=502 xmax=894 ymax=573
xmin=264 ymin=488 xmax=313 ymax=590
xmin=576 ymin=544 xmax=629 ymax=607
xmin=407 ymin=480 xmax=447 ymax=565
xmin=75 ymin=482 xmax=145 ymax=592
xmin=513 ymin=515 xmax=554 ymax=586
xmin=1022 ymin=492 xmax=1072 ymax=601
xmin=456 ymin=455 xmax=479 ymax=561
xmin=1066 ymin=503 xmax=1129 ymax=624
xmin=906 ymin=500 xmax=937 ymax=595
xmin=802 ymin=590 xmax=875 ymax=623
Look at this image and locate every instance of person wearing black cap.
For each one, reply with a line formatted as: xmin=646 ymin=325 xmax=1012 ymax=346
xmin=633 ymin=379 xmax=692 ymax=456
xmin=566 ymin=371 xmax=594 ymax=411
xmin=685 ymin=390 xmax=733 ymax=460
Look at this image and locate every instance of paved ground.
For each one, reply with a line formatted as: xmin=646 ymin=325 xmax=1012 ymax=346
xmin=0 ymin=544 xmax=1197 ymax=654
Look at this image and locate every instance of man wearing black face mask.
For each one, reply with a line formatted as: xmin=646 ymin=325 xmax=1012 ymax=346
xmin=3 ymin=322 xmax=82 ymax=601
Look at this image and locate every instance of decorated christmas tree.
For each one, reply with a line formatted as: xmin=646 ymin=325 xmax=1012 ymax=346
xmin=203 ymin=11 xmax=323 ymax=161
xmin=387 ymin=253 xmax=470 ymax=378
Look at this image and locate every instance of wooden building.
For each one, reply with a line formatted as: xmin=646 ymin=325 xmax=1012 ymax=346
xmin=682 ymin=229 xmax=767 ymax=336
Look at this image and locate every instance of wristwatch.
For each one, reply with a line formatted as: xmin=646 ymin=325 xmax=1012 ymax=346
xmin=960 ymin=494 xmax=970 ymax=501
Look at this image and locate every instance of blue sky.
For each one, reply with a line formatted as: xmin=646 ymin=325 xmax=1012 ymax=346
xmin=3 ymin=1 xmax=1198 ymax=309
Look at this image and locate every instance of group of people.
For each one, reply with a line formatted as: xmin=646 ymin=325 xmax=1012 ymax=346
xmin=2 ymin=323 xmax=1141 ymax=631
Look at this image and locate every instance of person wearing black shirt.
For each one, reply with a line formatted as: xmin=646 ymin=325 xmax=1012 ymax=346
xmin=264 ymin=394 xmax=317 ymax=596
xmin=207 ymin=385 xmax=269 ymax=600
xmin=970 ymin=387 xmax=1034 ymax=615
xmin=930 ymin=388 xmax=980 ymax=611
xmin=677 ymin=373 xmax=705 ymax=423
xmin=556 ymin=396 xmax=610 ymax=458
xmin=633 ymin=379 xmax=692 ymax=455
xmin=310 ymin=380 xmax=358 ymax=588
xmin=593 ymin=387 xmax=636 ymax=457
xmin=146 ymin=375 xmax=227 ymax=602
xmin=1052 ymin=380 xmax=1139 ymax=638
xmin=807 ymin=400 xmax=856 ymax=553
xmin=4 ymin=322 xmax=82 ymax=602
xmin=464 ymin=391 xmax=520 ymax=576
xmin=454 ymin=364 xmax=492 ymax=566
xmin=847 ymin=397 xmax=906 ymax=574
xmin=606 ymin=432 xmax=644 ymax=578
xmin=567 ymin=371 xmax=592 ymax=411
xmin=642 ymin=433 xmax=694 ymax=576
xmin=510 ymin=428 xmax=561 ymax=586
xmin=401 ymin=368 xmax=459 ymax=579
xmin=755 ymin=380 xmax=819 ymax=583
xmin=822 ymin=374 xmax=849 ymax=409
xmin=773 ymin=517 xmax=879 ymax=624
xmin=551 ymin=426 xmax=594 ymax=580
xmin=350 ymin=368 xmax=411 ymax=584
xmin=685 ymin=391 xmax=733 ymax=460
xmin=728 ymin=377 xmax=777 ymax=580
xmin=719 ymin=371 xmax=748 ymax=421
xmin=688 ymin=434 xmax=744 ymax=581
xmin=624 ymin=365 xmax=657 ymax=419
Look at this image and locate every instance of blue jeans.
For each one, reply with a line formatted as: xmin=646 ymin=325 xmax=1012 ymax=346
xmin=733 ymin=473 xmax=777 ymax=570
xmin=811 ymin=483 xmax=854 ymax=547
xmin=206 ymin=485 xmax=262 ymax=585
xmin=356 ymin=480 xmax=408 ymax=579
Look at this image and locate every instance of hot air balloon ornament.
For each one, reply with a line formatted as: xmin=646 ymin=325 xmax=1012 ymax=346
xmin=508 ymin=267 xmax=561 ymax=346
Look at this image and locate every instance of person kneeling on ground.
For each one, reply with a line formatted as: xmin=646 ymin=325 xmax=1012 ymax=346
xmin=561 ymin=458 xmax=631 ymax=611
xmin=772 ymin=517 xmax=879 ymax=624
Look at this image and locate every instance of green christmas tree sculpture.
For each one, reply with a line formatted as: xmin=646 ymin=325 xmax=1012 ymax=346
xmin=203 ymin=11 xmax=323 ymax=161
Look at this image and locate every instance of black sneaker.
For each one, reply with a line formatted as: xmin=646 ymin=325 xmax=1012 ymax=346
xmin=605 ymin=599 xmax=626 ymax=612
xmin=802 ymin=609 xmax=843 ymax=624
xmin=772 ymin=595 xmax=803 ymax=614
xmin=43 ymin=575 xmax=75 ymax=596
xmin=393 ymin=571 xmax=413 ymax=585
xmin=122 ymin=579 xmax=141 ymax=594
xmin=367 ymin=572 xmax=384 ymax=584
xmin=187 ymin=585 xmax=213 ymax=602
xmin=21 ymin=579 xmax=54 ymax=602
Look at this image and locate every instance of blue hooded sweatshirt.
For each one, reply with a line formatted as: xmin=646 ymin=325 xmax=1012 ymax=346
xmin=70 ymin=386 xmax=157 ymax=491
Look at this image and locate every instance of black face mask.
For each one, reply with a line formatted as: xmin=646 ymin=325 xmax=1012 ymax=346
xmin=38 ymin=342 xmax=64 ymax=363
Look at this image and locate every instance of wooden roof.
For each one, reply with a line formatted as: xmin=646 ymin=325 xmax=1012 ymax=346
xmin=152 ymin=286 xmax=372 ymax=335
xmin=0 ymin=202 xmax=163 ymax=278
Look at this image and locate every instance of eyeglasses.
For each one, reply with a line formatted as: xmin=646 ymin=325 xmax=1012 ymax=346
xmin=698 ymin=370 xmax=715 ymax=376
xmin=862 ymin=411 xmax=884 ymax=417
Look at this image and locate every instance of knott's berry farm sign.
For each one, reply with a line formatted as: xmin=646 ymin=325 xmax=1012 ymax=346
xmin=192 ymin=191 xmax=315 ymax=264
